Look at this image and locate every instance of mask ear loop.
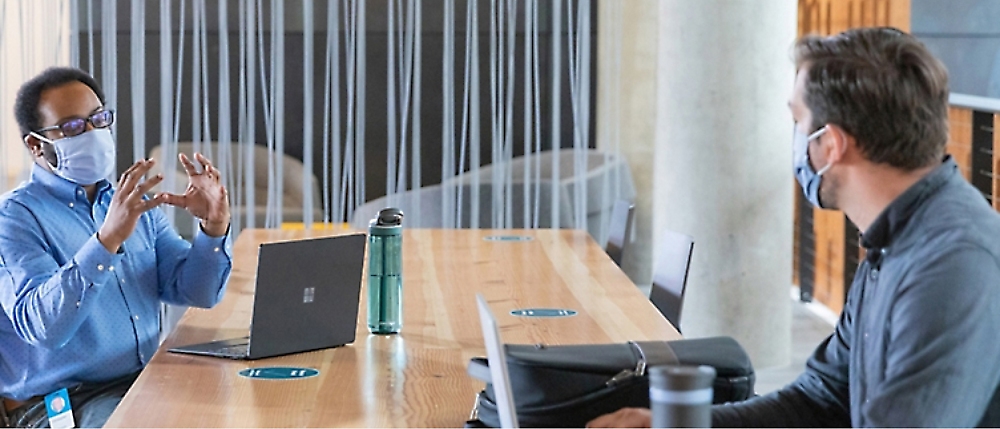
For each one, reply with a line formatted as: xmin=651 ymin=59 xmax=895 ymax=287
xmin=29 ymin=132 xmax=63 ymax=172
xmin=812 ymin=125 xmax=848 ymax=176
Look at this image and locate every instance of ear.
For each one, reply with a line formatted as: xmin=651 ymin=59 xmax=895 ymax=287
xmin=23 ymin=134 xmax=44 ymax=158
xmin=821 ymin=124 xmax=853 ymax=164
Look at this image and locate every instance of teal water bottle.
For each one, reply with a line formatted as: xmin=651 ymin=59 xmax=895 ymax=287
xmin=368 ymin=208 xmax=404 ymax=334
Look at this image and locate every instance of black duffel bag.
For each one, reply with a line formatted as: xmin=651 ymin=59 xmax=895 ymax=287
xmin=466 ymin=336 xmax=754 ymax=428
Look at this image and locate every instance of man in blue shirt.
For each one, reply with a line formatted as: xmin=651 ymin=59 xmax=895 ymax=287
xmin=0 ymin=68 xmax=232 ymax=427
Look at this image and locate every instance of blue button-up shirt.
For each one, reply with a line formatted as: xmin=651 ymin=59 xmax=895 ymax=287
xmin=0 ymin=165 xmax=232 ymax=400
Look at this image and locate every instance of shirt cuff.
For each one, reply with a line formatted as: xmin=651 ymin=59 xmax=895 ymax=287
xmin=74 ymin=234 xmax=124 ymax=286
xmin=193 ymin=224 xmax=233 ymax=260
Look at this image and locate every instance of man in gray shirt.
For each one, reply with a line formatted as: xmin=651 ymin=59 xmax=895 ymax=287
xmin=589 ymin=27 xmax=1000 ymax=427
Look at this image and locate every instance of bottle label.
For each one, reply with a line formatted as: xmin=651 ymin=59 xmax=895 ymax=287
xmin=649 ymin=387 xmax=713 ymax=405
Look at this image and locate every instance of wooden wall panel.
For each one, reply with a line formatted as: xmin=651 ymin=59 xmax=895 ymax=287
xmin=792 ymin=188 xmax=800 ymax=287
xmin=811 ymin=210 xmax=846 ymax=314
xmin=949 ymin=107 xmax=974 ymax=180
xmin=994 ymin=116 xmax=1000 ymax=211
xmin=795 ymin=0 xmax=910 ymax=312
xmin=799 ymin=0 xmax=910 ymax=36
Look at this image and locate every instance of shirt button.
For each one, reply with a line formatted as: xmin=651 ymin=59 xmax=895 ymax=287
xmin=214 ymin=247 xmax=220 ymax=252
xmin=120 ymin=278 xmax=126 ymax=284
xmin=76 ymin=301 xmax=81 ymax=308
xmin=68 ymin=202 xmax=74 ymax=208
xmin=97 ymin=264 xmax=105 ymax=271
xmin=133 ymin=315 xmax=140 ymax=320
xmin=109 ymin=266 xmax=115 ymax=272
xmin=870 ymin=270 xmax=878 ymax=281
xmin=77 ymin=190 xmax=83 ymax=195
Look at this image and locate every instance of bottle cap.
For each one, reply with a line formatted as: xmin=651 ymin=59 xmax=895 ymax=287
xmin=376 ymin=208 xmax=404 ymax=226
xmin=649 ymin=365 xmax=716 ymax=391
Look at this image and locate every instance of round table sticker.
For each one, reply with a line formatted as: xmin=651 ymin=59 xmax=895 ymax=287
xmin=510 ymin=308 xmax=578 ymax=318
xmin=238 ymin=367 xmax=320 ymax=380
xmin=483 ymin=235 xmax=534 ymax=242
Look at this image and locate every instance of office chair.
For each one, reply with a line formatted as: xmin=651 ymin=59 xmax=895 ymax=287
xmin=604 ymin=199 xmax=635 ymax=267
xmin=649 ymin=229 xmax=695 ymax=333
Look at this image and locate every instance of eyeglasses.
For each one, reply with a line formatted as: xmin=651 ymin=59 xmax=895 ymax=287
xmin=35 ymin=109 xmax=115 ymax=138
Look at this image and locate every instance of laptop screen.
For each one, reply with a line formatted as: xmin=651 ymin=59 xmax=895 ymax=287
xmin=476 ymin=294 xmax=519 ymax=429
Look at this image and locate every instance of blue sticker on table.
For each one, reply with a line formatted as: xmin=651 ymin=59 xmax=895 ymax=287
xmin=510 ymin=308 xmax=578 ymax=318
xmin=483 ymin=235 xmax=534 ymax=242
xmin=238 ymin=367 xmax=320 ymax=380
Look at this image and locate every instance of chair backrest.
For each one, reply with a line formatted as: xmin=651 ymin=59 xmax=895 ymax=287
xmin=604 ymin=199 xmax=635 ymax=267
xmin=148 ymin=142 xmax=321 ymax=209
xmin=349 ymin=181 xmax=576 ymax=230
xmin=649 ymin=229 xmax=695 ymax=332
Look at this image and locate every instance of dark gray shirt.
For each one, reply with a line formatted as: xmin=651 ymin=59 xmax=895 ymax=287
xmin=713 ymin=157 xmax=1000 ymax=427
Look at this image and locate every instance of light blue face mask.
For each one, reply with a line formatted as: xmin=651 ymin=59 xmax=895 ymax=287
xmin=31 ymin=128 xmax=116 ymax=185
xmin=793 ymin=125 xmax=832 ymax=208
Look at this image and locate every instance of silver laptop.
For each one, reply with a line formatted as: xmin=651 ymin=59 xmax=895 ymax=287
xmin=169 ymin=233 xmax=367 ymax=360
xmin=476 ymin=294 xmax=519 ymax=429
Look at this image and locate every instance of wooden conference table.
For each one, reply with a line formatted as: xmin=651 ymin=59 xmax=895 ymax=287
xmin=105 ymin=228 xmax=681 ymax=427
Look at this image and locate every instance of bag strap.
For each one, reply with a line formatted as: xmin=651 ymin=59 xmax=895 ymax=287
xmin=632 ymin=341 xmax=679 ymax=375
xmin=608 ymin=341 xmax=681 ymax=387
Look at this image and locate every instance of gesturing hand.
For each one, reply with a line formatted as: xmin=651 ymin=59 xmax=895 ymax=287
xmin=157 ymin=153 xmax=231 ymax=237
xmin=98 ymin=159 xmax=167 ymax=253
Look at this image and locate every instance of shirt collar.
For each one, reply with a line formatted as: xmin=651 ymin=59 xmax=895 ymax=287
xmin=861 ymin=155 xmax=957 ymax=249
xmin=30 ymin=164 xmax=112 ymax=203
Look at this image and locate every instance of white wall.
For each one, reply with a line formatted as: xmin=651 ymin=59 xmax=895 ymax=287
xmin=0 ymin=0 xmax=72 ymax=192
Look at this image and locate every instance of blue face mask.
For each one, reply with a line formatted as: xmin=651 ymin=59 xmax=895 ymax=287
xmin=31 ymin=128 xmax=116 ymax=185
xmin=793 ymin=126 xmax=832 ymax=208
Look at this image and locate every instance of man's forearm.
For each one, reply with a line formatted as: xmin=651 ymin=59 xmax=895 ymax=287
xmin=3 ymin=235 xmax=120 ymax=348
xmin=713 ymin=381 xmax=851 ymax=428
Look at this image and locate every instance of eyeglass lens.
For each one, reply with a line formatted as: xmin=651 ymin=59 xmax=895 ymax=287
xmin=59 ymin=110 xmax=114 ymax=137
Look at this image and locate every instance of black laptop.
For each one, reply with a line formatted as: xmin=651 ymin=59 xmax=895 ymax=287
xmin=169 ymin=233 xmax=367 ymax=360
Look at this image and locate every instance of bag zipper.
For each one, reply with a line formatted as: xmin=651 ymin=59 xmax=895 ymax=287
xmin=605 ymin=341 xmax=648 ymax=387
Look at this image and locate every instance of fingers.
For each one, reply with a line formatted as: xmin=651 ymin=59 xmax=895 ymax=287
xmin=192 ymin=153 xmax=224 ymax=184
xmin=178 ymin=153 xmax=201 ymax=176
xmin=157 ymin=192 xmax=188 ymax=209
xmin=119 ymin=159 xmax=156 ymax=195
xmin=585 ymin=408 xmax=652 ymax=428
xmin=140 ymin=193 xmax=167 ymax=212
xmin=133 ymin=173 xmax=164 ymax=197
xmin=194 ymin=152 xmax=214 ymax=170
xmin=117 ymin=160 xmax=144 ymax=185
xmin=205 ymin=164 xmax=221 ymax=184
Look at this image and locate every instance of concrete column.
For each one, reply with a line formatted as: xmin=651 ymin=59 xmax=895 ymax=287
xmin=653 ymin=0 xmax=796 ymax=368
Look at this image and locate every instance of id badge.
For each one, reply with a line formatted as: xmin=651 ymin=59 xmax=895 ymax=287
xmin=44 ymin=388 xmax=75 ymax=429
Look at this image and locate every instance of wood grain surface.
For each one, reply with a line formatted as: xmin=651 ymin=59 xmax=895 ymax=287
xmin=105 ymin=228 xmax=679 ymax=428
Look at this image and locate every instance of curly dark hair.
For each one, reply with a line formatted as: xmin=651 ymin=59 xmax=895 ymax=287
xmin=14 ymin=67 xmax=105 ymax=137
xmin=795 ymin=27 xmax=950 ymax=171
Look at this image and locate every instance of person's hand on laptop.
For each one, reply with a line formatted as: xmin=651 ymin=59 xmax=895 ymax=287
xmin=586 ymin=407 xmax=651 ymax=428
xmin=157 ymin=152 xmax=231 ymax=237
